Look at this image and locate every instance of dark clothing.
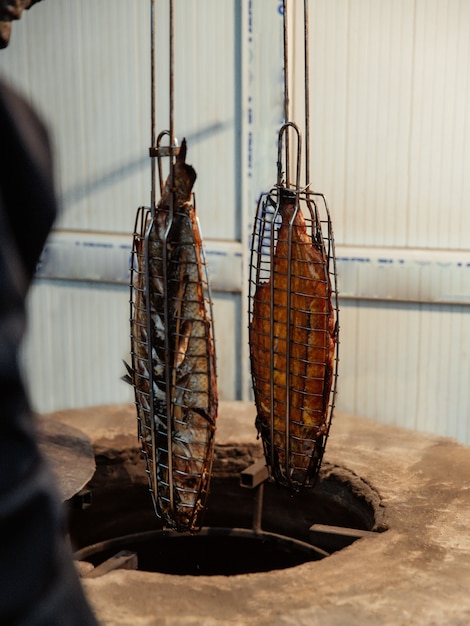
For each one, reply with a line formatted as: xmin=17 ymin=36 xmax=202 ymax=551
xmin=0 ymin=79 xmax=99 ymax=625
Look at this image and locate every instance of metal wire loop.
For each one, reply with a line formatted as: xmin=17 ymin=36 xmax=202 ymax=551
xmin=277 ymin=122 xmax=302 ymax=192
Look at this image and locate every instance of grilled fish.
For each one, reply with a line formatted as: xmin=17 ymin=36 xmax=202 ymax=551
xmin=130 ymin=139 xmax=217 ymax=531
xmin=249 ymin=193 xmax=335 ymax=485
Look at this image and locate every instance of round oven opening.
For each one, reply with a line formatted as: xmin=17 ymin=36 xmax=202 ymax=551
xmin=69 ymin=443 xmax=386 ymax=577
xmin=74 ymin=527 xmax=326 ymax=576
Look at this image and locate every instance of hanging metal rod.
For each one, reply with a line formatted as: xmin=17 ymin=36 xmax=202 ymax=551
xmin=281 ymin=0 xmax=312 ymax=187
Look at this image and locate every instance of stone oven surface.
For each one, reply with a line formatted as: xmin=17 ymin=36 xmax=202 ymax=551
xmin=44 ymin=402 xmax=470 ymax=626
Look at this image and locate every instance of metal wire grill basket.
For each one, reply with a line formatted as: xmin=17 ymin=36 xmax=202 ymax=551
xmin=248 ymin=122 xmax=339 ymax=490
xmin=129 ymin=171 xmax=217 ymax=531
xmin=128 ymin=0 xmax=218 ymax=533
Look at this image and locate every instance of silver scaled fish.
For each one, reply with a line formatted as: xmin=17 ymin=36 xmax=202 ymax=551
xmin=129 ymin=139 xmax=217 ymax=531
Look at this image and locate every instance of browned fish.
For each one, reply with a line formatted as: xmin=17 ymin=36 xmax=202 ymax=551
xmin=130 ymin=139 xmax=217 ymax=531
xmin=249 ymin=193 xmax=335 ymax=485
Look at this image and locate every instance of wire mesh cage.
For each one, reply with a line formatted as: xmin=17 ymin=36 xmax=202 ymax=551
xmin=248 ymin=122 xmax=339 ymax=490
xmin=129 ymin=146 xmax=217 ymax=531
xmin=247 ymin=1 xmax=340 ymax=489
xmin=128 ymin=0 xmax=218 ymax=533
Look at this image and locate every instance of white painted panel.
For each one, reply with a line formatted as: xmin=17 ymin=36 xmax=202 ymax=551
xmin=21 ymin=281 xmax=240 ymax=413
xmin=408 ymin=0 xmax=470 ymax=249
xmin=336 ymin=299 xmax=470 ymax=444
xmin=289 ymin=0 xmax=416 ymax=247
xmin=288 ymin=0 xmax=470 ymax=250
xmin=21 ymin=281 xmax=133 ymax=413
xmin=0 ymin=0 xmax=151 ymax=233
xmin=337 ymin=246 xmax=470 ymax=305
xmin=0 ymin=0 xmax=239 ymax=240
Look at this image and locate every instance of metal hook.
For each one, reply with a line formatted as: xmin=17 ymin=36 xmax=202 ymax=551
xmin=277 ymin=121 xmax=302 ymax=191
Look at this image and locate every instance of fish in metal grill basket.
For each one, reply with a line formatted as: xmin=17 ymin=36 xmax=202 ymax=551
xmin=249 ymin=194 xmax=335 ymax=487
xmin=129 ymin=139 xmax=217 ymax=531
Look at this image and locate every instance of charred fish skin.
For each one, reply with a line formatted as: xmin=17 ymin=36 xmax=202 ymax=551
xmin=249 ymin=192 xmax=335 ymax=487
xmin=130 ymin=139 xmax=217 ymax=531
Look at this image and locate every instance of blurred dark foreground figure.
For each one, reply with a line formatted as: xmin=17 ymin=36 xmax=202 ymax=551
xmin=0 ymin=2 xmax=100 ymax=624
xmin=0 ymin=0 xmax=41 ymax=49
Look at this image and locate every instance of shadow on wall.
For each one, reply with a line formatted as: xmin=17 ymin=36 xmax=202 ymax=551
xmin=60 ymin=121 xmax=231 ymax=207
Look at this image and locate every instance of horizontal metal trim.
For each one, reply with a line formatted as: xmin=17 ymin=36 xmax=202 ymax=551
xmin=337 ymin=245 xmax=470 ymax=306
xmin=36 ymin=231 xmax=243 ymax=293
xmin=36 ymin=233 xmax=470 ymax=306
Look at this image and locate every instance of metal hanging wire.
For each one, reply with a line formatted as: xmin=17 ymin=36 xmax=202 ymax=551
xmin=128 ymin=0 xmax=218 ymax=532
xmin=248 ymin=0 xmax=339 ymax=490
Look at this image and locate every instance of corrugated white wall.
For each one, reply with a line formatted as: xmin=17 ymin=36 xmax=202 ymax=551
xmin=23 ymin=280 xmax=241 ymax=413
xmin=287 ymin=0 xmax=470 ymax=442
xmin=291 ymin=0 xmax=470 ymax=249
xmin=0 ymin=0 xmax=247 ymax=410
xmin=0 ymin=1 xmax=468 ymax=444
